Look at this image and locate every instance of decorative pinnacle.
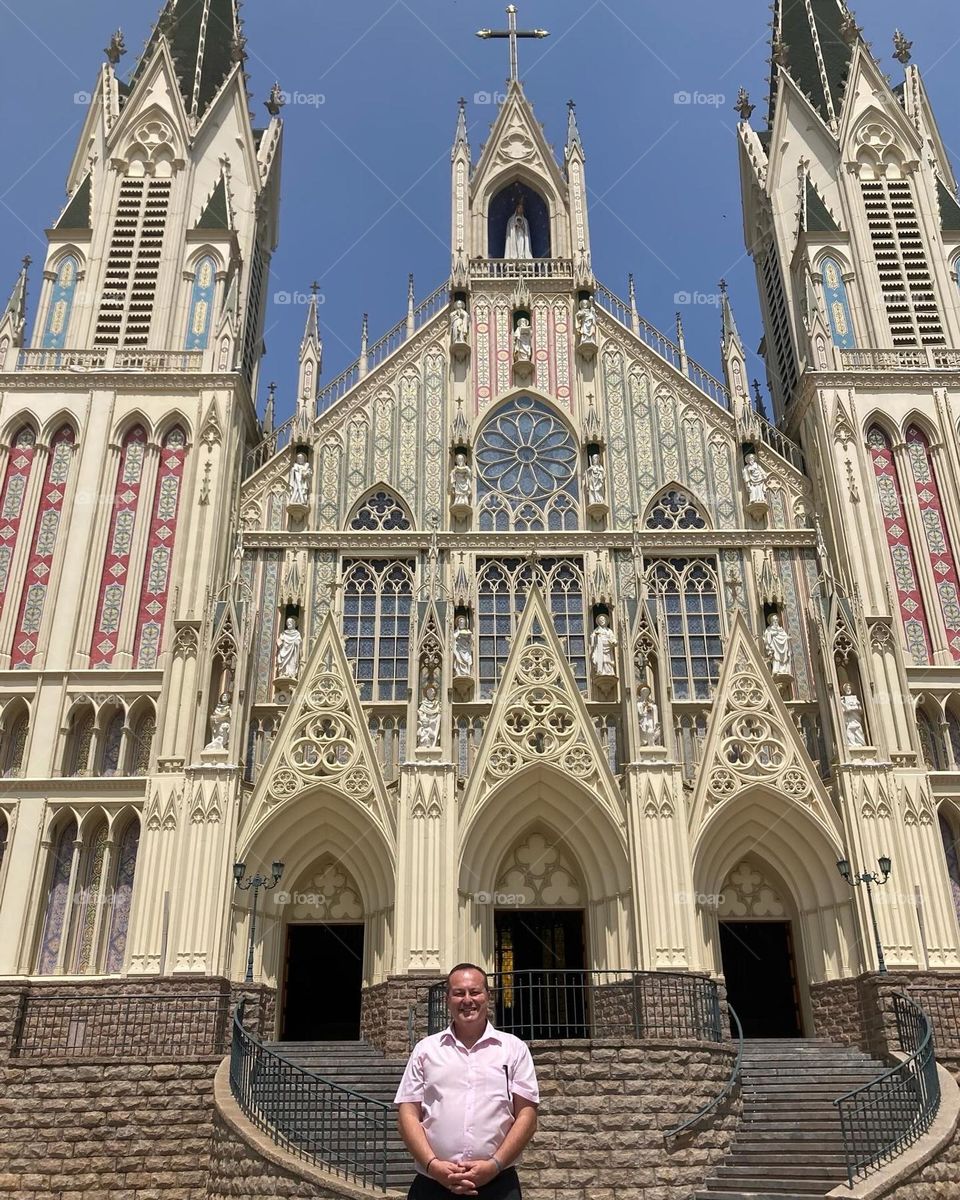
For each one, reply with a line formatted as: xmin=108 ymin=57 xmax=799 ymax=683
xmin=718 ymin=278 xmax=728 ymax=296
xmin=892 ymin=29 xmax=913 ymax=65
xmin=265 ymin=82 xmax=285 ymax=116
xmin=772 ymin=36 xmax=789 ymax=68
xmin=839 ymin=8 xmax=863 ymax=44
xmin=310 ymin=280 xmax=320 ymax=297
xmin=734 ymin=88 xmax=755 ymax=121
xmin=105 ymin=29 xmax=126 ymax=65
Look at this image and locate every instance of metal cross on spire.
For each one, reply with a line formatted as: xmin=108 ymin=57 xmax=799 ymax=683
xmin=476 ymin=5 xmax=549 ymax=84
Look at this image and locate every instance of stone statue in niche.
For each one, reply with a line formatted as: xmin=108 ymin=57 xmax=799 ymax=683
xmin=742 ymin=452 xmax=769 ymax=516
xmin=288 ymin=452 xmax=312 ymax=509
xmin=584 ymin=453 xmax=607 ymax=512
xmin=575 ymin=297 xmax=598 ymax=351
xmin=453 ymin=616 xmax=474 ymax=679
xmin=205 ymin=692 xmax=232 ymax=751
xmin=637 ymin=685 xmax=661 ymax=747
xmin=590 ymin=614 xmax=617 ymax=678
xmin=841 ymin=682 xmax=867 ymax=748
xmin=449 ymin=453 xmax=473 ymax=510
xmin=513 ymin=317 xmax=533 ymax=363
xmin=275 ymin=616 xmax=303 ymax=680
xmin=764 ymin=613 xmax=793 ymax=679
xmin=450 ymin=300 xmax=470 ymax=347
xmin=504 ymin=198 xmax=532 ymax=259
xmin=416 ymin=685 xmax=442 ymax=749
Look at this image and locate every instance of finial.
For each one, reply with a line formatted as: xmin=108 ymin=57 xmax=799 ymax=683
xmin=734 ymin=88 xmax=755 ymax=121
xmin=105 ymin=29 xmax=126 ymax=65
xmin=407 ymin=273 xmax=415 ymax=302
xmin=21 ymin=255 xmax=31 ymax=271
xmin=772 ymin=36 xmax=789 ymax=68
xmin=310 ymin=280 xmax=320 ymax=297
xmin=476 ymin=6 xmax=549 ymax=85
xmin=719 ymin=277 xmax=728 ymax=297
xmin=893 ymin=29 xmax=913 ymax=65
xmin=265 ymin=82 xmax=285 ymax=117
xmin=230 ymin=31 xmax=247 ymax=64
xmin=839 ymin=8 xmax=862 ymax=44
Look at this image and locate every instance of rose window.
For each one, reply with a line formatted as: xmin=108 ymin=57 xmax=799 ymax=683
xmin=476 ymin=396 xmax=579 ymax=531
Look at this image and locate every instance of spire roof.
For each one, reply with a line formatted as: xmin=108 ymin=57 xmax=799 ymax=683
xmin=134 ymin=0 xmax=242 ymax=120
xmin=54 ymin=174 xmax=92 ymax=230
xmin=2 ymin=258 xmax=29 ymax=333
xmin=720 ymin=281 xmax=744 ymax=355
xmin=452 ymin=97 xmax=469 ymax=157
xmin=803 ymin=176 xmax=840 ymax=233
xmin=565 ymin=99 xmax=583 ymax=156
xmin=196 ymin=174 xmax=231 ymax=229
xmin=770 ymin=0 xmax=854 ymax=128
xmin=300 ymin=286 xmax=321 ymax=356
xmin=937 ymin=178 xmax=960 ymax=234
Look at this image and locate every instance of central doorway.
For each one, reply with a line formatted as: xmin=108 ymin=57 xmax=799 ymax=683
xmin=495 ymin=909 xmax=586 ymax=1038
xmin=719 ymin=920 xmax=803 ymax=1038
xmin=281 ymin=923 xmax=364 ymax=1040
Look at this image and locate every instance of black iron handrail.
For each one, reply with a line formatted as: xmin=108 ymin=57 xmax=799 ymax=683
xmin=664 ymin=1002 xmax=743 ymax=1140
xmin=835 ymin=992 xmax=941 ymax=1186
xmin=229 ymin=1000 xmax=391 ymax=1191
xmin=428 ymin=969 xmax=724 ymax=1042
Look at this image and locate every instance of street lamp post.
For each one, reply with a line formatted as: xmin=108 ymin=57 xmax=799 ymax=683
xmin=836 ymin=854 xmax=892 ymax=974
xmin=233 ymin=860 xmax=285 ymax=983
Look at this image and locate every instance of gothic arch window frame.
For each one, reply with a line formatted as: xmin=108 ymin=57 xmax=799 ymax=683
xmin=643 ymin=484 xmax=710 ymax=531
xmin=0 ymin=420 xmax=39 ymax=621
xmin=0 ymin=806 xmax=10 ymax=881
xmin=63 ymin=699 xmax=96 ymax=777
xmin=183 ymin=249 xmax=222 ymax=351
xmin=103 ymin=810 xmax=140 ymax=973
xmin=341 ymin=558 xmax=416 ymax=702
xmin=347 ymin=486 xmax=413 ymax=532
xmin=944 ymin=694 xmax=960 ymax=771
xmin=494 ymin=824 xmax=587 ymax=909
xmin=41 ymin=250 xmax=84 ymax=350
xmin=127 ymin=698 xmax=156 ymax=776
xmin=96 ymin=700 xmax=127 ymax=777
xmin=644 ymin=557 xmax=724 ymax=702
xmin=36 ymin=812 xmax=79 ymax=974
xmin=815 ymin=251 xmax=857 ymax=350
xmin=1 ymin=697 xmax=30 ymax=778
xmin=938 ymin=802 xmax=960 ymax=926
xmin=475 ymin=393 xmax=581 ymax=533
xmin=916 ymin=696 xmax=947 ymax=771
xmin=484 ymin=174 xmax=557 ymax=260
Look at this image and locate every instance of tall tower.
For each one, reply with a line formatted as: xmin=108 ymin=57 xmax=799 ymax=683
xmin=738 ymin=1 xmax=960 ymax=969
xmin=0 ymin=0 xmax=282 ymax=977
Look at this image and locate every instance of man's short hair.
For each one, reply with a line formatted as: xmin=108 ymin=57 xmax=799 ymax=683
xmin=446 ymin=962 xmax=489 ymax=992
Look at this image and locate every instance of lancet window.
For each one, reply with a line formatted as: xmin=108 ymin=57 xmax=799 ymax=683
xmin=476 ymin=557 xmax=587 ymax=697
xmin=821 ymin=257 xmax=856 ymax=349
xmin=133 ymin=427 xmax=188 ymax=668
xmin=645 ymin=558 xmax=723 ymax=701
xmin=1 ymin=700 xmax=29 ymax=777
xmin=0 ymin=425 xmax=37 ymax=617
xmin=475 ymin=397 xmax=579 ymax=532
xmin=341 ymin=559 xmax=415 ymax=701
xmin=185 ymin=255 xmax=216 ymax=350
xmin=940 ymin=810 xmax=960 ymax=923
xmin=41 ymin=255 xmax=80 ymax=350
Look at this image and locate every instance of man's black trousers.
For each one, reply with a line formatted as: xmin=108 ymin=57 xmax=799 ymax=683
xmin=407 ymin=1166 xmax=522 ymax=1199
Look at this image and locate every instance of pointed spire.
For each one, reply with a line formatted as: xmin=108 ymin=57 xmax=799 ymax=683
xmin=0 ymin=256 xmax=30 ymax=346
xmin=359 ymin=312 xmax=369 ymax=378
xmin=406 ymin=273 xmax=416 ymax=338
xmin=768 ymin=0 xmax=855 ymax=130
xmin=719 ymin=279 xmax=745 ymax=357
xmin=301 ymin=283 xmax=321 ymax=356
xmin=627 ymin=273 xmax=640 ymax=336
xmin=297 ymin=282 xmax=322 ymax=415
xmin=565 ymin=99 xmax=583 ymax=157
xmin=134 ymin=0 xmax=242 ymax=120
xmin=675 ymin=310 xmax=688 ymax=376
xmin=452 ymin=97 xmax=470 ymax=159
xmin=262 ymin=382 xmax=276 ymax=435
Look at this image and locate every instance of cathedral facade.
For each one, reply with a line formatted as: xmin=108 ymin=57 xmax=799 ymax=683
xmin=2 ymin=0 xmax=960 ymax=1052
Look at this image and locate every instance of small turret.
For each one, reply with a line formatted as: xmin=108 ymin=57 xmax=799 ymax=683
xmin=0 ymin=256 xmax=30 ymax=365
xmin=297 ymin=284 xmax=323 ymax=419
xmin=720 ymin=279 xmax=750 ymax=410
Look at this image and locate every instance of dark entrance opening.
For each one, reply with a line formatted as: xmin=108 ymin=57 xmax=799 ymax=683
xmin=281 ymin=923 xmax=364 ymax=1040
xmin=719 ymin=920 xmax=803 ymax=1038
xmin=494 ymin=909 xmax=586 ymax=1038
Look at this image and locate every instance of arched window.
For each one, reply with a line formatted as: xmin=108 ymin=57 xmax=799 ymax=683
xmin=645 ymin=559 xmax=723 ymax=701
xmin=70 ymin=820 xmax=108 ymax=972
xmin=1 ymin=701 xmax=29 ymax=777
xmin=134 ymin=426 xmax=188 ymax=667
xmin=0 ymin=811 xmax=8 ymax=875
xmin=0 ymin=426 xmax=37 ymax=624
xmin=65 ymin=705 xmax=95 ymax=776
xmin=99 ymin=710 xmax=125 ymax=776
xmin=41 ymin=256 xmax=80 ymax=350
xmin=475 ymin=397 xmax=579 ymax=532
xmin=917 ymin=705 xmax=946 ymax=771
xmin=37 ymin=818 xmax=77 ymax=973
xmin=645 ymin=489 xmax=707 ymax=530
xmin=477 ymin=557 xmax=587 ymax=697
xmin=866 ymin=426 xmax=932 ymax=665
xmin=904 ymin=426 xmax=960 ymax=661
xmin=488 ymin=183 xmax=551 ymax=259
xmin=341 ymin=560 xmax=414 ymax=700
xmin=129 ymin=709 xmax=155 ymax=776
xmin=185 ymin=255 xmax=216 ymax=350
xmin=350 ymin=490 xmax=411 ymax=531
xmin=10 ymin=425 xmax=75 ymax=668
xmin=939 ymin=811 xmax=960 ymax=923
xmin=90 ymin=426 xmax=148 ymax=667
xmin=821 ymin=257 xmax=856 ymax=349
xmin=105 ymin=818 xmax=140 ymax=972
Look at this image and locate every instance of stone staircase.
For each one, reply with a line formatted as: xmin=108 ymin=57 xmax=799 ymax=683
xmin=696 ymin=1038 xmax=891 ymax=1199
xmin=259 ymin=1039 xmax=412 ymax=1190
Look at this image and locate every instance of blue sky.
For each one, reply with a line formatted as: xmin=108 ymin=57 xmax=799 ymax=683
xmin=1 ymin=1 xmax=958 ymax=421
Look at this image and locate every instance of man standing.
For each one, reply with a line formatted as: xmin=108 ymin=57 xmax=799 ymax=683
xmin=395 ymin=964 xmax=539 ymax=1197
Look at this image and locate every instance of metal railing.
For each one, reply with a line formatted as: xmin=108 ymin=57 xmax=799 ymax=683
xmin=427 ymin=970 xmax=723 ymax=1042
xmin=229 ymin=1001 xmax=391 ymax=1191
xmin=835 ymin=992 xmax=941 ymax=1186
xmin=900 ymin=986 xmax=960 ymax=1049
xmin=664 ymin=1002 xmax=743 ymax=1140
xmin=15 ymin=348 xmax=205 ymax=372
xmin=840 ymin=347 xmax=960 ymax=372
xmin=11 ymin=990 xmax=230 ymax=1059
xmin=593 ymin=280 xmax=805 ymax=471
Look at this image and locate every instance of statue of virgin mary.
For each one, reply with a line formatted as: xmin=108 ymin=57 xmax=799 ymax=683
xmin=504 ymin=199 xmax=533 ymax=259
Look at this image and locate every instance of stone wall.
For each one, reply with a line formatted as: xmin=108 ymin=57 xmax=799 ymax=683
xmin=360 ymin=974 xmax=443 ymax=1055
xmin=811 ymin=972 xmax=960 ymax=1058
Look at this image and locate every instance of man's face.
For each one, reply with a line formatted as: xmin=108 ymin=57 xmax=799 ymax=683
xmin=447 ymin=969 xmax=489 ymax=1031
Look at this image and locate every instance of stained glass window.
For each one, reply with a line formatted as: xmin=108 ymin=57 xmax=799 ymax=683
xmin=100 ymin=712 xmax=124 ymax=776
xmin=185 ymin=255 xmax=216 ymax=350
xmin=67 ymin=707 xmax=94 ymax=776
xmin=917 ymin=707 xmax=945 ymax=771
xmin=477 ymin=557 xmax=587 ymax=697
xmin=645 ymin=559 xmax=723 ymax=701
xmin=130 ymin=711 xmax=155 ymax=776
xmin=940 ymin=812 xmax=960 ymax=923
xmin=37 ymin=819 xmax=77 ymax=973
xmin=867 ymin=426 xmax=932 ymax=665
xmin=904 ymin=426 xmax=960 ymax=662
xmin=342 ymin=560 xmax=414 ymax=700
xmin=821 ymin=257 xmax=856 ymax=349
xmin=350 ymin=491 xmax=411 ymax=531
xmin=105 ymin=819 xmax=140 ymax=973
xmin=475 ymin=397 xmax=579 ymax=532
xmin=71 ymin=821 xmax=108 ymax=972
xmin=2 ymin=705 xmax=28 ymax=777
xmin=41 ymin=256 xmax=80 ymax=350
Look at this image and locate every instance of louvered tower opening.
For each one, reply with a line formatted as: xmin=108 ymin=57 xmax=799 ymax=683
xmin=94 ymin=179 xmax=171 ymax=347
xmin=759 ymin=245 xmax=799 ymax=409
xmin=861 ymin=180 xmax=944 ymax=347
xmin=241 ymin=238 xmax=266 ymax=383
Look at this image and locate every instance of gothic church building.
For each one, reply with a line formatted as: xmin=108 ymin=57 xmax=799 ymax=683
xmin=3 ymin=0 xmax=960 ymax=1118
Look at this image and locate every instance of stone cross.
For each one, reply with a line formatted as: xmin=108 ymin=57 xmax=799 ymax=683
xmin=476 ymin=5 xmax=549 ymax=84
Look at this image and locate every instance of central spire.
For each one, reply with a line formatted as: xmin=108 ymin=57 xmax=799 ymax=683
xmin=134 ymin=0 xmax=243 ymax=120
xmin=769 ymin=0 xmax=856 ymax=130
xmin=476 ymin=5 xmax=549 ymax=84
